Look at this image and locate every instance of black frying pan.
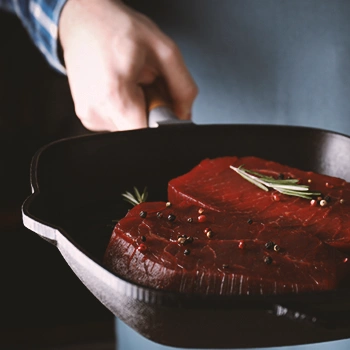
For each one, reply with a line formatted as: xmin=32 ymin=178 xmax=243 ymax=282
xmin=22 ymin=120 xmax=350 ymax=348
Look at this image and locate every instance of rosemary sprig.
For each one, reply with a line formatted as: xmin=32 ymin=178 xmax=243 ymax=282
xmin=230 ymin=165 xmax=321 ymax=200
xmin=122 ymin=186 xmax=148 ymax=206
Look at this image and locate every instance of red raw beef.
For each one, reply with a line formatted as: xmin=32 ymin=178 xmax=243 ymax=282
xmin=104 ymin=157 xmax=350 ymax=295
xmin=169 ymin=157 xmax=350 ymax=252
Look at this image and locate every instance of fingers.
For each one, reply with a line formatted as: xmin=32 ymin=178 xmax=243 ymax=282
xmin=107 ymin=81 xmax=148 ymax=131
xmin=63 ymin=34 xmax=150 ymax=132
xmin=73 ymin=78 xmax=148 ymax=132
xmin=59 ymin=0 xmax=197 ymax=131
xmin=155 ymin=38 xmax=198 ymax=120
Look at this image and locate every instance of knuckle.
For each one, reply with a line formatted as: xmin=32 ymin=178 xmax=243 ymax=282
xmin=157 ymin=38 xmax=180 ymax=62
xmin=186 ymin=83 xmax=199 ymax=100
xmin=175 ymin=83 xmax=199 ymax=103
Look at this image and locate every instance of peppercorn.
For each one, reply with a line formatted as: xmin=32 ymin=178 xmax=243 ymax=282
xmin=320 ymin=199 xmax=327 ymax=207
xmin=178 ymin=236 xmax=187 ymax=245
xmin=247 ymin=218 xmax=253 ymax=225
xmin=310 ymin=199 xmax=317 ymax=207
xmin=187 ymin=217 xmax=193 ymax=223
xmin=207 ymin=231 xmax=214 ymax=238
xmin=167 ymin=214 xmax=176 ymax=222
xmin=265 ymin=241 xmax=274 ymax=250
xmin=184 ymin=249 xmax=190 ymax=255
xmin=156 ymin=211 xmax=163 ymax=218
xmin=205 ymin=228 xmax=214 ymax=238
xmin=137 ymin=244 xmax=147 ymax=252
xmin=264 ymin=256 xmax=273 ymax=265
xmin=139 ymin=211 xmax=147 ymax=218
xmin=273 ymin=244 xmax=280 ymax=252
xmin=141 ymin=236 xmax=146 ymax=242
xmin=198 ymin=214 xmax=207 ymax=223
xmin=186 ymin=236 xmax=194 ymax=244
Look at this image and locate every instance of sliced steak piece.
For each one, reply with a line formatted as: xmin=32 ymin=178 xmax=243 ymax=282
xmin=104 ymin=201 xmax=350 ymax=296
xmin=168 ymin=156 xmax=350 ymax=251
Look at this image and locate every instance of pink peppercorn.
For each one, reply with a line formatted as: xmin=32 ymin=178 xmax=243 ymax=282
xmin=310 ymin=199 xmax=317 ymax=207
xmin=198 ymin=214 xmax=207 ymax=223
xmin=137 ymin=244 xmax=147 ymax=252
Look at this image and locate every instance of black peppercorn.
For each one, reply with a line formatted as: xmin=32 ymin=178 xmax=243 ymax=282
xmin=178 ymin=236 xmax=187 ymax=245
xmin=264 ymin=256 xmax=273 ymax=265
xmin=184 ymin=249 xmax=190 ymax=255
xmin=247 ymin=218 xmax=253 ymax=225
xmin=141 ymin=236 xmax=146 ymax=242
xmin=167 ymin=214 xmax=176 ymax=222
xmin=139 ymin=211 xmax=147 ymax=218
xmin=324 ymin=195 xmax=331 ymax=203
xmin=186 ymin=236 xmax=194 ymax=244
xmin=265 ymin=241 xmax=274 ymax=250
xmin=156 ymin=212 xmax=163 ymax=218
xmin=187 ymin=217 xmax=193 ymax=223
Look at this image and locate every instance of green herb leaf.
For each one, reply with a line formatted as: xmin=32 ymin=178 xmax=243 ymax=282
xmin=122 ymin=186 xmax=148 ymax=206
xmin=230 ymin=165 xmax=321 ymax=200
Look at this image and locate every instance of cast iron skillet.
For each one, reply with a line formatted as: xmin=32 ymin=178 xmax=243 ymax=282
xmin=22 ymin=108 xmax=350 ymax=348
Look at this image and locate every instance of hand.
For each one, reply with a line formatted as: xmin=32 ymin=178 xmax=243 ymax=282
xmin=58 ymin=0 xmax=198 ymax=131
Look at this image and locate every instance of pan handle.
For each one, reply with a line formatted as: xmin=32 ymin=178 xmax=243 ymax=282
xmin=144 ymin=81 xmax=192 ymax=128
xmin=22 ymin=205 xmax=58 ymax=245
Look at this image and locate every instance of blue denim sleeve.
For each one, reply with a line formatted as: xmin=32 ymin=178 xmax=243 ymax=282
xmin=0 ymin=0 xmax=67 ymax=74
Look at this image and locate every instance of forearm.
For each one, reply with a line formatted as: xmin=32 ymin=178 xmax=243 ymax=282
xmin=0 ymin=0 xmax=67 ymax=73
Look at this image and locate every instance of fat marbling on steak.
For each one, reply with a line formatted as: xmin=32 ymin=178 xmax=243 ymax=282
xmin=104 ymin=157 xmax=350 ymax=295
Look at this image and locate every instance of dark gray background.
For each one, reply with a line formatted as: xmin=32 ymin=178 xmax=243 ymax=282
xmin=130 ymin=0 xmax=350 ymax=134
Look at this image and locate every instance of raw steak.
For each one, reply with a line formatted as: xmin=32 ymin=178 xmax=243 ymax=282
xmin=104 ymin=157 xmax=350 ymax=295
xmin=169 ymin=157 xmax=350 ymax=251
